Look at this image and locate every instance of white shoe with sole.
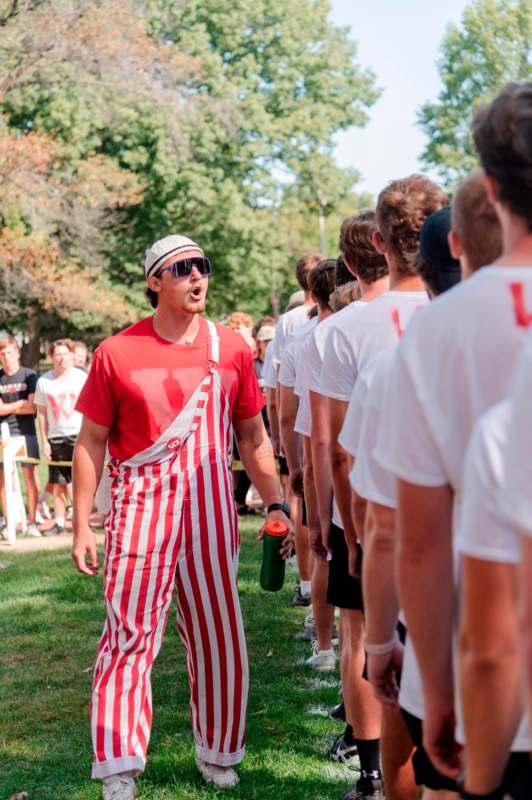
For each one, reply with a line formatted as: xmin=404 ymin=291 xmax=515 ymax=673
xmin=102 ymin=775 xmax=136 ymax=800
xmin=195 ymin=757 xmax=239 ymax=789
xmin=25 ymin=523 xmax=42 ymax=537
xmin=305 ymin=646 xmax=336 ymax=672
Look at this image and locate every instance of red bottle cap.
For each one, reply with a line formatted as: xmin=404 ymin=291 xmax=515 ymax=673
xmin=264 ymin=520 xmax=288 ymax=537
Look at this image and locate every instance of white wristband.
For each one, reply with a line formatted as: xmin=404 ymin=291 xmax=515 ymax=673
xmin=364 ymin=631 xmax=399 ymax=655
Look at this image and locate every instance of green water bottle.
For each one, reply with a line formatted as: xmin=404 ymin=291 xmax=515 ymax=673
xmin=260 ymin=520 xmax=288 ymax=592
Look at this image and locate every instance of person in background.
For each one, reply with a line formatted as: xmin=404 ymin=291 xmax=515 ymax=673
xmin=73 ymin=341 xmax=90 ymax=373
xmin=0 ymin=335 xmax=41 ymax=538
xmin=35 ymin=338 xmax=87 ymax=536
xmin=226 ymin=311 xmax=257 ymax=357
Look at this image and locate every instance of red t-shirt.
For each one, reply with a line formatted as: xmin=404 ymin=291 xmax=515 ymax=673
xmin=76 ymin=316 xmax=264 ymax=461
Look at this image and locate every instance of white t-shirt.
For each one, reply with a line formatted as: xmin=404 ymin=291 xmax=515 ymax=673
xmin=455 ymin=400 xmax=530 ymax=752
xmin=278 ymin=317 xmax=317 ymax=389
xmin=374 ymin=266 xmax=532 ymax=722
xmin=499 ymin=331 xmax=532 ymax=536
xmin=35 ymin=368 xmax=87 ymax=438
xmin=262 ymin=342 xmax=277 ymax=390
xmin=271 ymin=304 xmax=312 ymax=368
xmin=374 ymin=267 xmax=532 ymax=493
xmin=303 ymin=301 xmax=366 ymax=394
xmin=346 ymin=347 xmax=397 ymax=508
xmin=319 ymin=291 xmax=428 ymax=402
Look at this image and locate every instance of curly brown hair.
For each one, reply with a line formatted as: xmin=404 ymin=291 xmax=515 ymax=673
xmin=451 ymin=169 xmax=502 ymax=272
xmin=339 ymin=211 xmax=388 ymax=283
xmin=376 ymin=175 xmax=448 ymax=276
xmin=473 ymin=81 xmax=532 ymax=232
xmin=295 ymin=252 xmax=324 ymax=292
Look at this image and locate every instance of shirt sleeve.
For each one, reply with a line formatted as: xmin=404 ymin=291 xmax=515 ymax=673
xmin=232 ymin=348 xmax=265 ymax=422
xmin=338 ymin=375 xmax=368 ymax=456
xmin=278 ymin=342 xmax=297 ymax=388
xmin=26 ymin=370 xmax=38 ymax=396
xmin=303 ymin=328 xmax=324 ymax=393
xmin=499 ymin=340 xmax=532 ymax=535
xmin=374 ymin=344 xmax=448 ymax=487
xmin=34 ymin=378 xmax=45 ymax=407
xmin=319 ymin=325 xmax=358 ymax=401
xmin=271 ymin=317 xmax=286 ymax=367
xmin=75 ymin=347 xmax=118 ymax=427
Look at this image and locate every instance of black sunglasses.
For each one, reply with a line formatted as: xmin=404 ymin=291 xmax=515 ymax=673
xmin=156 ymin=256 xmax=212 ymax=279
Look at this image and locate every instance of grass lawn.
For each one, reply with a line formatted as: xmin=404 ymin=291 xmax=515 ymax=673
xmin=0 ymin=518 xmax=356 ymax=800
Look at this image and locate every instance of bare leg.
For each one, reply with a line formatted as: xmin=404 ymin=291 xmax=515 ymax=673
xmin=342 ymin=608 xmax=382 ymax=738
xmin=22 ymin=466 xmax=38 ymax=523
xmin=312 ymin=557 xmax=334 ymax=651
xmin=381 ymin=705 xmax=417 ymax=800
xmin=294 ymin=497 xmax=311 ymax=582
xmin=52 ymin=484 xmax=67 ymax=521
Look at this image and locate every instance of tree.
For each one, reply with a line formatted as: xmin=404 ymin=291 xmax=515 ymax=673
xmin=418 ymin=0 xmax=531 ymax=186
xmin=1 ymin=0 xmax=379 ymax=346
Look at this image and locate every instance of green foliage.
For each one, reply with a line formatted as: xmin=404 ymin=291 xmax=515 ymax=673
xmin=0 ymin=0 xmax=379 ymax=344
xmin=418 ymin=0 xmax=532 ymax=187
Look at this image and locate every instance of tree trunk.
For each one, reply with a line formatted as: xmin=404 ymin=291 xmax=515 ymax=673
xmin=21 ymin=305 xmax=41 ymax=370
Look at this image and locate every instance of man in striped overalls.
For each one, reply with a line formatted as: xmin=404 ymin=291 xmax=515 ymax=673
xmin=72 ymin=235 xmax=291 ymax=799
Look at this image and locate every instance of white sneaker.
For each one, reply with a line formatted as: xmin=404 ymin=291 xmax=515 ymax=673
xmin=102 ymin=775 xmax=136 ymax=800
xmin=25 ymin=523 xmax=42 ymax=537
xmin=306 ymin=647 xmax=336 ymax=672
xmin=195 ymin=757 xmax=239 ymax=789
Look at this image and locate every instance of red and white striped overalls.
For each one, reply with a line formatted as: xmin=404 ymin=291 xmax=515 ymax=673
xmin=91 ymin=322 xmax=248 ymax=779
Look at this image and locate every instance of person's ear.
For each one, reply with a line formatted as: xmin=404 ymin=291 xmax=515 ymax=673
xmin=147 ymin=274 xmax=162 ymax=295
xmin=372 ymin=230 xmax=386 ymax=255
xmin=483 ymin=173 xmax=499 ymax=206
xmin=448 ymin=229 xmax=463 ymax=259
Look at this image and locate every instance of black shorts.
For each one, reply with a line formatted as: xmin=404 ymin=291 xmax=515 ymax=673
xmin=326 ymin=523 xmax=364 ymax=610
xmin=0 ymin=434 xmax=39 ymax=470
xmin=500 ymin=751 xmax=532 ymax=800
xmin=278 ymin=455 xmax=289 ymax=476
xmin=49 ymin=436 xmax=76 ymax=485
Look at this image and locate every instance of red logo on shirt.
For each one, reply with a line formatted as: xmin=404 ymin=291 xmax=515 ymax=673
xmin=48 ymin=393 xmax=78 ymax=421
xmin=509 ymin=282 xmax=532 ymax=328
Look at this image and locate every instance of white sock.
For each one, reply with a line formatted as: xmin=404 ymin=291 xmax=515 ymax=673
xmin=300 ymin=580 xmax=311 ymax=597
xmin=103 ymin=771 xmax=135 ymax=784
xmin=55 ymin=517 xmax=65 ymax=528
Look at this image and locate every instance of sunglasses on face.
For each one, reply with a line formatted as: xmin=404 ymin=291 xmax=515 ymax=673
xmin=156 ymin=256 xmax=212 ymax=279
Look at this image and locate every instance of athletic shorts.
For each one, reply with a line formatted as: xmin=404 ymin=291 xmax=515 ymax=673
xmin=401 ymin=709 xmax=459 ymax=792
xmin=278 ymin=455 xmax=289 ymax=476
xmin=0 ymin=434 xmax=39 ymax=470
xmin=326 ymin=523 xmax=364 ymax=610
xmin=48 ymin=436 xmax=77 ymax=485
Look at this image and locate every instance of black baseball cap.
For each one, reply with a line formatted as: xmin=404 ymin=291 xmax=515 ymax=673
xmin=418 ymin=207 xmax=461 ymax=295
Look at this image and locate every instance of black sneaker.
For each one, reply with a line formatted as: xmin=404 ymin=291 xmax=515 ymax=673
xmin=292 ymin=587 xmax=311 ymax=606
xmin=42 ymin=523 xmax=65 ymax=537
xmin=329 ymin=701 xmax=346 ymax=722
xmin=329 ymin=731 xmax=358 ymax=768
xmin=343 ymin=773 xmax=384 ymax=799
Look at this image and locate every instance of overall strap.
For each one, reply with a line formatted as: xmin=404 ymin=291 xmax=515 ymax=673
xmin=206 ymin=319 xmax=220 ymax=373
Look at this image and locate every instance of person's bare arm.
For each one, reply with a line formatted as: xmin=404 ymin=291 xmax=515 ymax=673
xmin=36 ymin=404 xmax=51 ymax=461
xmin=265 ymin=387 xmax=280 ymax=455
xmin=328 ymin=398 xmax=358 ymax=573
xmin=303 ymin=434 xmax=325 ymax=560
xmin=364 ymin=501 xmax=403 ymax=705
xmin=460 ymin=557 xmax=521 ymax=794
xmin=279 ymin=384 xmax=302 ymax=495
xmin=72 ymin=416 xmax=110 ymax=576
xmin=519 ymin=535 xmax=532 ymax=726
xmin=396 ymin=478 xmax=460 ymax=777
xmin=235 ymin=412 xmax=292 ymax=554
xmin=0 ymin=395 xmax=35 ymax=415
xmin=309 ymin=389 xmax=333 ymax=554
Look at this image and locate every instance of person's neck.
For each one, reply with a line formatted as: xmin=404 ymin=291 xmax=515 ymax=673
xmin=388 ymin=270 xmax=425 ymax=292
xmin=496 ymin=221 xmax=532 ymax=267
xmin=53 ymin=367 xmax=70 ymax=379
xmin=3 ymin=365 xmax=20 ymax=377
xmin=358 ymin=275 xmax=389 ymax=301
xmin=303 ymin=291 xmax=315 ymax=306
xmin=318 ymin=307 xmax=333 ymax=321
xmin=153 ymin=306 xmax=201 ymax=344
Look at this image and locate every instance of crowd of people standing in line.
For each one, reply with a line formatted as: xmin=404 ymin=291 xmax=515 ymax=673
xmin=1 ymin=79 xmax=532 ymax=800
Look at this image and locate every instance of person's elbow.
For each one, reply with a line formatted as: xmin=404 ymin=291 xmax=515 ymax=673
xmin=459 ymin=621 xmax=518 ymax=681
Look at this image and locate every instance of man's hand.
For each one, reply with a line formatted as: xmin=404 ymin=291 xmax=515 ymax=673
xmin=348 ymin=542 xmax=360 ymax=579
xmin=258 ymin=510 xmax=293 ymax=559
xmin=367 ymin=643 xmax=403 ymax=708
xmin=43 ymin=439 xmax=52 ymax=462
xmin=289 ymin=468 xmax=304 ymax=498
xmin=72 ymin=525 xmax=100 ymax=577
xmin=423 ymin=701 xmax=462 ymax=779
xmin=309 ymin=524 xmax=328 ymax=560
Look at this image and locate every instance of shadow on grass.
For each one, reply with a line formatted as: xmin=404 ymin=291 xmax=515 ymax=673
xmin=0 ymin=523 xmax=348 ymax=800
